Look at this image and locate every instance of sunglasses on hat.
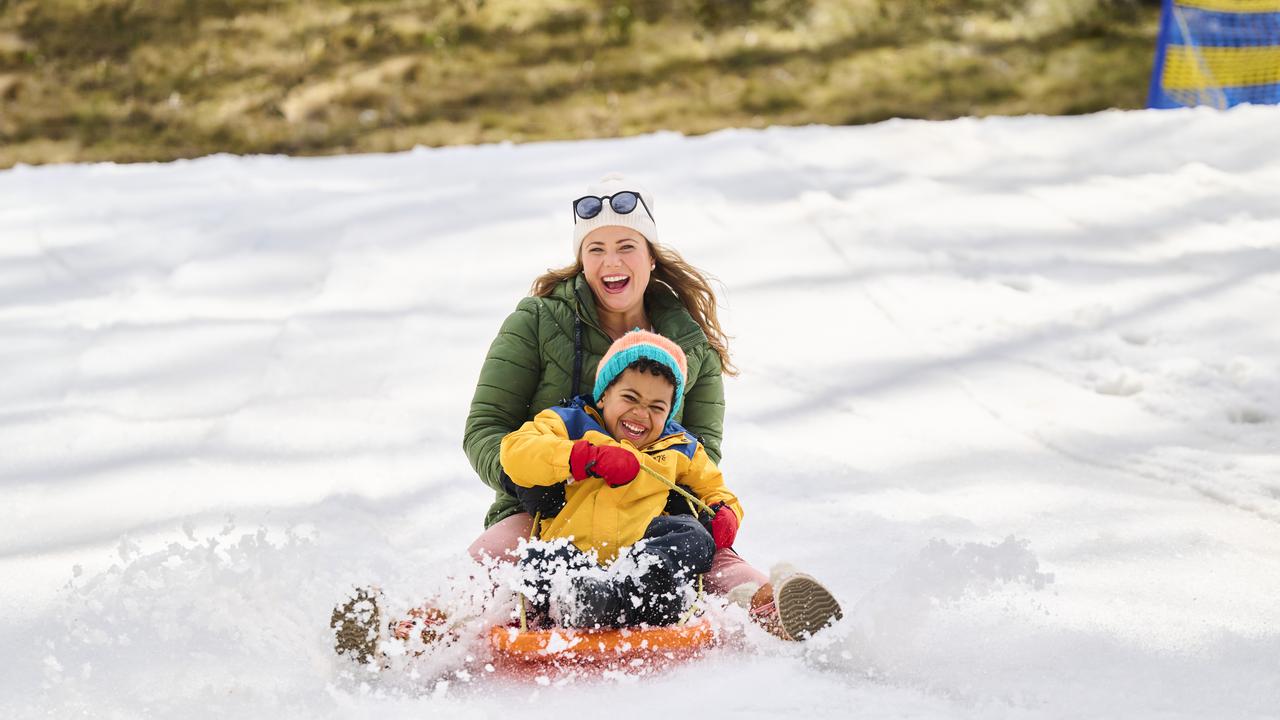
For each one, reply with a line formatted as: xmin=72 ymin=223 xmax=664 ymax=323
xmin=572 ymin=191 xmax=654 ymax=224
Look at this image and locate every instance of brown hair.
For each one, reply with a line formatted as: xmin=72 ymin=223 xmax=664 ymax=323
xmin=530 ymin=242 xmax=738 ymax=376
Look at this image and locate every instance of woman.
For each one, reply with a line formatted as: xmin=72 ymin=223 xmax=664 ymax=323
xmin=462 ymin=173 xmax=840 ymax=640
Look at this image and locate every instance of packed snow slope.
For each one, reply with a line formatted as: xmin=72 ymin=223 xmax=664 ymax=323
xmin=3 ymin=106 xmax=1279 ymax=719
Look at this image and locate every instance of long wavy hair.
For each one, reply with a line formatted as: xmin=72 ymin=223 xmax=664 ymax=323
xmin=530 ymin=241 xmax=738 ymax=376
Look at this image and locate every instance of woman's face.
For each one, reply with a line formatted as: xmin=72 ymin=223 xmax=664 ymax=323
xmin=580 ymin=226 xmax=653 ymax=316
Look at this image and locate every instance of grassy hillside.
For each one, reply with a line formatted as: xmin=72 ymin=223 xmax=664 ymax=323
xmin=0 ymin=0 xmax=1160 ymax=167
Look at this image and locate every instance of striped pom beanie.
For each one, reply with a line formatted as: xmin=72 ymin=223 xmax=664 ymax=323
xmin=593 ymin=330 xmax=688 ymax=419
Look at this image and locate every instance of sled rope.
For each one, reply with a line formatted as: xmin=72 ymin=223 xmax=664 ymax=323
xmin=518 ymin=512 xmax=543 ymax=633
xmin=676 ymin=574 xmax=705 ymax=627
xmin=638 ymin=463 xmax=715 ymax=516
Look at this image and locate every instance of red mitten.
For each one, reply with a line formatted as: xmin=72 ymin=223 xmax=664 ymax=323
xmin=709 ymin=502 xmax=739 ymax=549
xmin=568 ymin=440 xmax=640 ymax=487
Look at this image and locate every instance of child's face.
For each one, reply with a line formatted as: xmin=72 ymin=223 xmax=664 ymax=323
xmin=597 ymin=368 xmax=674 ymax=449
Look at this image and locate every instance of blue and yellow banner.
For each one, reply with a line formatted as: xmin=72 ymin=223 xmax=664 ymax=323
xmin=1149 ymin=0 xmax=1280 ymax=108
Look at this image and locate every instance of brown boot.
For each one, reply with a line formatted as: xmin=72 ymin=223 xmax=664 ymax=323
xmin=747 ymin=582 xmax=788 ymax=639
xmin=390 ymin=605 xmax=452 ymax=645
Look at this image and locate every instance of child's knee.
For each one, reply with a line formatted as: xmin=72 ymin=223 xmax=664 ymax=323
xmin=644 ymin=515 xmax=715 ymax=574
xmin=687 ymin=525 xmax=715 ymax=573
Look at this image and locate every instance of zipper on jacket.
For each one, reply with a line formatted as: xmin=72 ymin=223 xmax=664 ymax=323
xmin=572 ymin=315 xmax=583 ymax=398
xmin=572 ymin=281 xmax=610 ymax=338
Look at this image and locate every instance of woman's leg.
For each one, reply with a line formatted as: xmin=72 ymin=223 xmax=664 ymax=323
xmin=467 ymin=512 xmax=535 ymax=563
xmin=704 ymin=547 xmax=769 ymax=595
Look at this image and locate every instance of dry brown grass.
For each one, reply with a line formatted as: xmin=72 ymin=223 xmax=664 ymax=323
xmin=0 ymin=0 xmax=1159 ymax=167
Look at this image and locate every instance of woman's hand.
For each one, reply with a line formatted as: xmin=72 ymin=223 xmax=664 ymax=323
xmin=569 ymin=440 xmax=640 ymax=487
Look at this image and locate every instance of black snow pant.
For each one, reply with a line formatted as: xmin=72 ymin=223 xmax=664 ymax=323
xmin=623 ymin=515 xmax=716 ymax=625
xmin=518 ymin=515 xmax=716 ymax=627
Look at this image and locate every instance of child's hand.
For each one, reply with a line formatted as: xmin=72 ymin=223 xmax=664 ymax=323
xmin=569 ymin=440 xmax=640 ymax=487
xmin=709 ymin=502 xmax=739 ymax=549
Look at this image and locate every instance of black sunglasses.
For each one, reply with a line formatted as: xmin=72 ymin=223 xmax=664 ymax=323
xmin=572 ymin=191 xmax=654 ymax=224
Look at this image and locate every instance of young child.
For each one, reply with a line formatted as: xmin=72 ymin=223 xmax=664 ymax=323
xmin=499 ymin=330 xmax=743 ymax=629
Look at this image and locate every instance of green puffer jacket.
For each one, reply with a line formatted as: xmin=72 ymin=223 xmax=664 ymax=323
xmin=464 ymin=273 xmax=725 ymax=528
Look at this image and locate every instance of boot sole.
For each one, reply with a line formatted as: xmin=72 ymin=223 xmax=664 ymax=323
xmin=331 ymin=590 xmax=382 ymax=664
xmin=776 ymin=574 xmax=843 ymax=640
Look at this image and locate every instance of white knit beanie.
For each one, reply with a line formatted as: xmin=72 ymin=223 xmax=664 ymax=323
xmin=572 ymin=172 xmax=659 ymax=257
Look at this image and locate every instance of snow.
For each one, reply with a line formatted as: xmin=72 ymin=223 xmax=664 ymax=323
xmin=3 ymin=105 xmax=1280 ymax=718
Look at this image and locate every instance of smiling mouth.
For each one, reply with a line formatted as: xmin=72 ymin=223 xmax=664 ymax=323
xmin=601 ymin=274 xmax=630 ymax=293
xmin=619 ymin=419 xmax=647 ymax=440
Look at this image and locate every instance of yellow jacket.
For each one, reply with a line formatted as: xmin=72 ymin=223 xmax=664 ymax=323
xmin=500 ymin=400 xmax=742 ymax=564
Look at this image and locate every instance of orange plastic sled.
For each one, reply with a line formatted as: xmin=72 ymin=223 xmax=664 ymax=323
xmin=488 ymin=619 xmax=717 ymax=674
